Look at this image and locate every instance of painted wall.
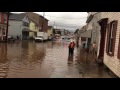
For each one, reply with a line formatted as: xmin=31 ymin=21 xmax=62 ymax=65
xmin=47 ymin=27 xmax=53 ymax=37
xmin=29 ymin=21 xmax=35 ymax=39
xmin=8 ymin=15 xmax=30 ymax=40
xmin=0 ymin=12 xmax=8 ymax=41
xmin=101 ymin=12 xmax=120 ymax=77
xmin=8 ymin=20 xmax=22 ymax=39
xmin=86 ymin=12 xmax=102 ymax=54
xmin=89 ymin=12 xmax=120 ymax=77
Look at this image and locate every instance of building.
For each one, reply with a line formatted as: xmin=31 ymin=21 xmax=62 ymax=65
xmin=98 ymin=12 xmax=120 ymax=77
xmin=87 ymin=12 xmax=120 ymax=77
xmin=8 ymin=13 xmax=31 ymax=40
xmin=39 ymin=15 xmax=49 ymax=32
xmin=79 ymin=25 xmax=92 ymax=49
xmin=86 ymin=12 xmax=102 ymax=53
xmin=55 ymin=29 xmax=61 ymax=35
xmin=61 ymin=29 xmax=65 ymax=36
xmin=29 ymin=19 xmax=37 ymax=39
xmin=26 ymin=12 xmax=49 ymax=38
xmin=0 ymin=12 xmax=9 ymax=42
xmin=47 ymin=26 xmax=53 ymax=39
xmin=26 ymin=12 xmax=40 ymax=39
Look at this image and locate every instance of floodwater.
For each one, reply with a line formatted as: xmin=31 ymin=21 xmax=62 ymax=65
xmin=0 ymin=40 xmax=118 ymax=78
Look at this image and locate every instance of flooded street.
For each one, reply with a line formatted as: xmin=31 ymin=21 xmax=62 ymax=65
xmin=0 ymin=40 xmax=117 ymax=78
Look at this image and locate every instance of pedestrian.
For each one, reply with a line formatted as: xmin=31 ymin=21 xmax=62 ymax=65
xmin=16 ymin=35 xmax=19 ymax=40
xmin=68 ymin=41 xmax=74 ymax=56
xmin=92 ymin=42 xmax=96 ymax=55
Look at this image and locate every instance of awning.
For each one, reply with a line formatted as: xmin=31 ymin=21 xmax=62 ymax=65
xmin=80 ymin=30 xmax=92 ymax=38
xmin=22 ymin=28 xmax=31 ymax=32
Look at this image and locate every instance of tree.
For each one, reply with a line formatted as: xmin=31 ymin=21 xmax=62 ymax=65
xmin=74 ymin=29 xmax=79 ymax=34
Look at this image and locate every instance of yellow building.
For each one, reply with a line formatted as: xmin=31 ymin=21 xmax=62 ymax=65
xmin=29 ymin=20 xmax=37 ymax=39
xmin=47 ymin=26 xmax=53 ymax=39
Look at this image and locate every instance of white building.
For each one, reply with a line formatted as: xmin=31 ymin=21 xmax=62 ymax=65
xmin=87 ymin=12 xmax=120 ymax=77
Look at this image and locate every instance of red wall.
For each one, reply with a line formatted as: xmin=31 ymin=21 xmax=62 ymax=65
xmin=0 ymin=12 xmax=8 ymax=24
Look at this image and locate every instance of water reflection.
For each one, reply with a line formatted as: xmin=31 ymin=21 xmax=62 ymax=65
xmin=0 ymin=40 xmax=117 ymax=78
xmin=6 ymin=41 xmax=47 ymax=78
xmin=0 ymin=43 xmax=8 ymax=78
xmin=0 ymin=43 xmax=8 ymax=63
xmin=68 ymin=55 xmax=73 ymax=62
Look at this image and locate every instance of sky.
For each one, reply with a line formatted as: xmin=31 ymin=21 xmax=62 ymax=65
xmin=12 ymin=12 xmax=88 ymax=32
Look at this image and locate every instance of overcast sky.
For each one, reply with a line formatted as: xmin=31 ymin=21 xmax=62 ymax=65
xmin=12 ymin=12 xmax=88 ymax=32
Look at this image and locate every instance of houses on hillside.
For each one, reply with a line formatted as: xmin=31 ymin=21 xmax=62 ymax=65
xmin=79 ymin=12 xmax=120 ymax=77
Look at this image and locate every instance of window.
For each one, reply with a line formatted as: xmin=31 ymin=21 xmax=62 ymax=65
xmin=118 ymin=36 xmax=120 ymax=59
xmin=0 ymin=13 xmax=1 ymax=22
xmin=23 ymin=22 xmax=29 ymax=27
xmin=0 ymin=27 xmax=1 ymax=35
xmin=4 ymin=14 xmax=7 ymax=23
xmin=2 ymin=28 xmax=6 ymax=35
xmin=106 ymin=20 xmax=118 ymax=56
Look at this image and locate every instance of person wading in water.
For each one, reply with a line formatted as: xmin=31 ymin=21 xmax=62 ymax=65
xmin=68 ymin=41 xmax=75 ymax=56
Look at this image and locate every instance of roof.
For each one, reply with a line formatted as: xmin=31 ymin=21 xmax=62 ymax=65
xmin=9 ymin=13 xmax=27 ymax=21
xmin=79 ymin=25 xmax=87 ymax=33
xmin=80 ymin=30 xmax=92 ymax=38
xmin=22 ymin=28 xmax=32 ymax=32
xmin=9 ymin=12 xmax=49 ymax=26
xmin=26 ymin=12 xmax=40 ymax=25
xmin=86 ymin=15 xmax=93 ymax=23
xmin=26 ymin=12 xmax=49 ymax=26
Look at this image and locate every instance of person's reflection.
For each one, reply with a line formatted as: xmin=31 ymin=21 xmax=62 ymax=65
xmin=68 ymin=55 xmax=73 ymax=64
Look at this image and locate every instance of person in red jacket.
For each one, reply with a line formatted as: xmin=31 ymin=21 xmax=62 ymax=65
xmin=68 ymin=41 xmax=75 ymax=56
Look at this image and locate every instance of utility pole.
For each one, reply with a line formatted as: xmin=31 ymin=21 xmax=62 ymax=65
xmin=53 ymin=21 xmax=55 ymax=28
xmin=53 ymin=21 xmax=55 ymax=35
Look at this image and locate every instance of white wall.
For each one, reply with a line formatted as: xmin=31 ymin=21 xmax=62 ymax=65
xmin=102 ymin=12 xmax=120 ymax=77
xmin=8 ymin=20 xmax=22 ymax=39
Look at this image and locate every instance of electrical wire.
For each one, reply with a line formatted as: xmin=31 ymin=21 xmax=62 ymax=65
xmin=45 ymin=15 xmax=87 ymax=19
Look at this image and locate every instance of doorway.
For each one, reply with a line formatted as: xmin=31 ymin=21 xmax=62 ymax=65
xmin=98 ymin=18 xmax=108 ymax=60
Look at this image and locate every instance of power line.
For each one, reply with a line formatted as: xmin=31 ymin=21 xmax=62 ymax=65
xmin=45 ymin=15 xmax=87 ymax=19
xmin=49 ymin=23 xmax=80 ymax=28
xmin=48 ymin=20 xmax=86 ymax=26
xmin=49 ymin=21 xmax=82 ymax=26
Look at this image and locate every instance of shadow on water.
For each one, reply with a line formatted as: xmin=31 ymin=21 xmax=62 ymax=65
xmin=67 ymin=55 xmax=74 ymax=65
